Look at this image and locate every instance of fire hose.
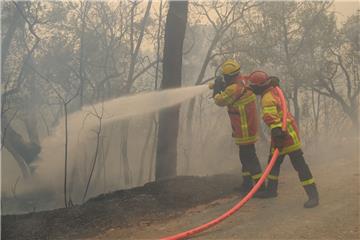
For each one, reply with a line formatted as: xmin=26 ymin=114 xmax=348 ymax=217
xmin=160 ymin=86 xmax=287 ymax=240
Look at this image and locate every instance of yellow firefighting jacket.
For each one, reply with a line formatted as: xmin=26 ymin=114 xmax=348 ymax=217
xmin=261 ymin=87 xmax=301 ymax=155
xmin=214 ymin=76 xmax=258 ymax=145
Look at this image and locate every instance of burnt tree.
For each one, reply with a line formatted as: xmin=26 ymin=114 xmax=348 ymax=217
xmin=155 ymin=1 xmax=188 ymax=180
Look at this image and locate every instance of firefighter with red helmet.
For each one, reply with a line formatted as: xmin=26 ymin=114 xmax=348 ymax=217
xmin=248 ymin=70 xmax=319 ymax=208
xmin=210 ymin=59 xmax=265 ymax=194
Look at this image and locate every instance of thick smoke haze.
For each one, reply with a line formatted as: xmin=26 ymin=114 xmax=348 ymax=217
xmin=1 ymin=1 xmax=358 ymax=214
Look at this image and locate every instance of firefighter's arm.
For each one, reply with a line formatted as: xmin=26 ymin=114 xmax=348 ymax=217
xmin=261 ymin=93 xmax=282 ymax=129
xmin=214 ymin=84 xmax=242 ymax=107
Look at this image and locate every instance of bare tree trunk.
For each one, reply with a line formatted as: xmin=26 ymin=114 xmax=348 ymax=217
xmin=103 ymin=135 xmax=112 ymax=191
xmin=155 ymin=1 xmax=188 ymax=181
xmin=120 ymin=121 xmax=131 ymax=185
xmin=293 ymin=85 xmax=300 ymax=126
xmin=78 ymin=1 xmax=90 ymax=109
xmin=61 ymin=96 xmax=81 ymax=207
xmin=323 ymin=97 xmax=329 ymax=135
xmin=2 ymin=118 xmax=40 ymax=178
xmin=124 ymin=1 xmax=152 ymax=93
xmin=311 ymin=90 xmax=321 ymax=134
xmin=149 ymin=116 xmax=159 ymax=181
xmin=1 ymin=3 xmax=41 ymax=176
xmin=2 ymin=135 xmax=32 ymax=178
xmin=95 ymin=124 xmax=114 ymax=192
xmin=23 ymin=112 xmax=40 ymax=145
xmin=155 ymin=0 xmax=163 ymax=90
xmin=116 ymin=1 xmax=152 ymax=186
xmin=345 ymin=107 xmax=359 ymax=131
xmin=137 ymin=118 xmax=154 ymax=185
xmin=82 ymin=110 xmax=103 ymax=201
xmin=39 ymin=110 xmax=50 ymax=137
xmin=1 ymin=2 xmax=24 ymax=73
xmin=184 ymin=32 xmax=221 ymax=140
xmin=64 ymin=103 xmax=69 ymax=207
xmin=147 ymin=1 xmax=162 ymax=182
xmin=29 ymin=62 xmax=81 ymax=207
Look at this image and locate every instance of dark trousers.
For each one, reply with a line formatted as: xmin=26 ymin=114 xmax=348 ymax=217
xmin=268 ymin=149 xmax=313 ymax=184
xmin=239 ymin=144 xmax=262 ymax=181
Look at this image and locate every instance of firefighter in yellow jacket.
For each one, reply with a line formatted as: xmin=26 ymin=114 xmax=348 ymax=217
xmin=211 ymin=59 xmax=265 ymax=194
xmin=248 ymin=70 xmax=319 ymax=208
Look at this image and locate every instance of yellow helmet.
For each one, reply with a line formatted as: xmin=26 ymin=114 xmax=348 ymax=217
xmin=221 ymin=59 xmax=241 ymax=76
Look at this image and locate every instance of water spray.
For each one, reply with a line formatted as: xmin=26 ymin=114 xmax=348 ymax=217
xmin=15 ymin=85 xmax=209 ymax=210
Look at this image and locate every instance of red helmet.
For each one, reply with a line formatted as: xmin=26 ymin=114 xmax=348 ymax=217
xmin=249 ymin=71 xmax=269 ymax=86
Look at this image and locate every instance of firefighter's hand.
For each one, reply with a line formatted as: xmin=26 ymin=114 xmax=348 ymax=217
xmin=271 ymin=127 xmax=286 ymax=148
xmin=213 ymin=76 xmax=225 ymax=97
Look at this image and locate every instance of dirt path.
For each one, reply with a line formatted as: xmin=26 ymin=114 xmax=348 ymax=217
xmin=95 ymin=148 xmax=359 ymax=240
xmin=3 ymin=141 xmax=358 ymax=240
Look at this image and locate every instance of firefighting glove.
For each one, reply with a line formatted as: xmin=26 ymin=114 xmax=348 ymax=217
xmin=213 ymin=76 xmax=225 ymax=97
xmin=269 ymin=76 xmax=280 ymax=87
xmin=271 ymin=127 xmax=286 ymax=148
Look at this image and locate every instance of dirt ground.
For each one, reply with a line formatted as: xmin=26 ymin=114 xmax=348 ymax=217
xmin=2 ymin=174 xmax=243 ymax=240
xmin=94 ymin=141 xmax=359 ymax=240
xmin=2 ymin=139 xmax=359 ymax=240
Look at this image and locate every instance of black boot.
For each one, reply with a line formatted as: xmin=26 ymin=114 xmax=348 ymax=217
xmin=303 ymin=184 xmax=319 ymax=208
xmin=255 ymin=179 xmax=278 ymax=198
xmin=252 ymin=179 xmax=269 ymax=197
xmin=239 ymin=175 xmax=253 ymax=194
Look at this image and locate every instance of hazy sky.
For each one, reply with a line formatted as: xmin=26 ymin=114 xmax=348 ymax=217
xmin=331 ymin=1 xmax=359 ymax=23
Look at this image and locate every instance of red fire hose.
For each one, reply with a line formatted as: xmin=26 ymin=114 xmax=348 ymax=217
xmin=160 ymin=86 xmax=287 ymax=240
xmin=276 ymin=86 xmax=288 ymax=131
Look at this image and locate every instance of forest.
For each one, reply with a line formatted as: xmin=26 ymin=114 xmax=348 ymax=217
xmin=1 ymin=1 xmax=359 ymax=214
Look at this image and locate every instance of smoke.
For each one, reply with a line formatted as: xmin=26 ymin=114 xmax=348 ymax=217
xmin=10 ymin=85 xmax=209 ymax=208
xmin=4 ymin=83 xmax=356 ymax=215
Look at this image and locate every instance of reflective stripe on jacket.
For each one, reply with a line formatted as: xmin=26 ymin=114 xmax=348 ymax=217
xmin=261 ymin=87 xmax=301 ymax=155
xmin=214 ymin=76 xmax=258 ymax=145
